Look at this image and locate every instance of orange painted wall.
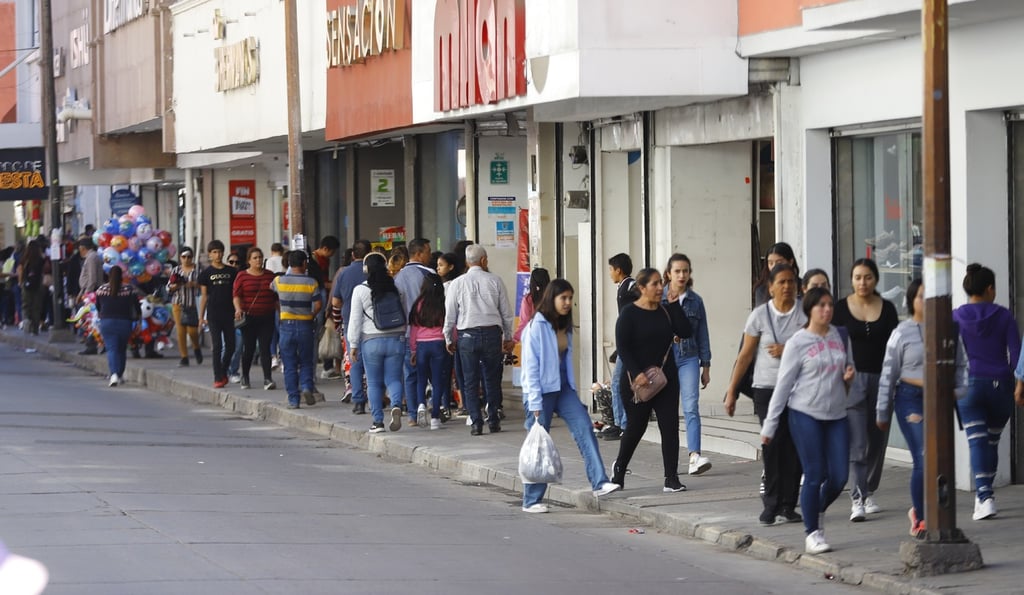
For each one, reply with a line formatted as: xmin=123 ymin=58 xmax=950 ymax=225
xmin=325 ymin=0 xmax=413 ymax=141
xmin=0 ymin=3 xmax=16 ymax=123
xmin=739 ymin=0 xmax=849 ymax=36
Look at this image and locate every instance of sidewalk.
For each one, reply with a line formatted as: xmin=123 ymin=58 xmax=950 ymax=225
xmin=4 ymin=329 xmax=1021 ymax=594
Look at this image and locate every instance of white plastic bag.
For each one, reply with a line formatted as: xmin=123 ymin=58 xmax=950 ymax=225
xmin=518 ymin=423 xmax=563 ymax=484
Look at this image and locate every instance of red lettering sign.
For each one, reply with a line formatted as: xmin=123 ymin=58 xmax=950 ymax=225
xmin=434 ymin=0 xmax=525 ymax=112
xmin=229 ymin=180 xmax=257 ymax=248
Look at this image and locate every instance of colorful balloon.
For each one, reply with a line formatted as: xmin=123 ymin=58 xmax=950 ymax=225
xmin=119 ymin=249 xmax=136 ymax=264
xmin=92 ymin=230 xmax=103 ymax=246
xmin=155 ymin=249 xmax=169 ymax=264
xmin=104 ymin=218 xmax=120 ymax=235
xmin=146 ymin=236 xmax=163 ymax=252
xmin=96 ymin=232 xmax=112 ymax=248
xmin=110 ymin=235 xmax=128 ymax=252
xmin=128 ymin=259 xmax=145 ymax=277
xmin=145 ymin=258 xmax=162 ymax=276
xmin=136 ymin=272 xmax=152 ymax=284
xmin=102 ymin=247 xmax=120 ymax=265
xmin=156 ymin=230 xmax=172 ymax=248
xmin=137 ymin=247 xmax=152 ymax=261
xmin=135 ymin=215 xmax=151 ymax=226
xmin=165 ymin=243 xmax=177 ymax=258
xmin=128 ymin=205 xmax=146 ymax=220
xmin=127 ymin=236 xmax=143 ymax=252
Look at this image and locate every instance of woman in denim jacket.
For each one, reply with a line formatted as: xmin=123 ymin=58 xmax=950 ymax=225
xmin=664 ymin=254 xmax=712 ymax=476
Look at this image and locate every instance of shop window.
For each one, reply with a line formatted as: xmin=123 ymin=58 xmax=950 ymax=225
xmin=833 ymin=131 xmax=923 ymax=316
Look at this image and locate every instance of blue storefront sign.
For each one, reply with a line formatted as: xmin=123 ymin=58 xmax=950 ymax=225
xmin=110 ymin=188 xmax=140 ymax=216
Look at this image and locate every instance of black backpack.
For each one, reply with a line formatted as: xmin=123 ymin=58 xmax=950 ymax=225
xmin=368 ymin=287 xmax=406 ymax=330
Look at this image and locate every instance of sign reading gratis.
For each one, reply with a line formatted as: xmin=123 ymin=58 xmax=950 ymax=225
xmin=229 ymin=180 xmax=257 ymax=246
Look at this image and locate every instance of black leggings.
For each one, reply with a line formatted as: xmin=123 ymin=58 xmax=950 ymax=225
xmin=753 ymin=387 xmax=802 ymax=514
xmin=241 ymin=313 xmax=274 ymax=383
xmin=614 ymin=385 xmax=680 ymax=479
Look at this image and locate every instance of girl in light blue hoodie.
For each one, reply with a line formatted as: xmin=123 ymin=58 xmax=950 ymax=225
xmin=520 ymin=279 xmax=620 ymax=513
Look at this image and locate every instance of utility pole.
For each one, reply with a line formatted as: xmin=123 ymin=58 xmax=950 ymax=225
xmin=283 ymin=0 xmax=304 ymax=245
xmin=901 ymin=0 xmax=983 ymax=575
xmin=39 ymin=0 xmax=66 ymax=332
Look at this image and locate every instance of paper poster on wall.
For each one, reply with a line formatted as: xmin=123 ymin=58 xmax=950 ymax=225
xmin=495 ymin=220 xmax=515 ymax=248
xmin=487 ymin=196 xmax=516 ymax=218
xmin=379 ymin=225 xmax=406 ymax=244
xmin=489 ymin=155 xmax=508 ymax=184
xmin=371 ymin=169 xmax=395 ymax=207
xmin=229 ymin=180 xmax=257 ymax=249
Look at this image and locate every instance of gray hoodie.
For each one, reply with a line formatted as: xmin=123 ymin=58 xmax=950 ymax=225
xmin=761 ymin=326 xmax=853 ymax=439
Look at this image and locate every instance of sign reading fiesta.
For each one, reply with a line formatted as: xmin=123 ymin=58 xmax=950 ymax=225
xmin=434 ymin=0 xmax=526 ymax=112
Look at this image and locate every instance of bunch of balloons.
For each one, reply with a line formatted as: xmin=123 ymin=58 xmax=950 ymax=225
xmin=90 ymin=205 xmax=176 ymax=284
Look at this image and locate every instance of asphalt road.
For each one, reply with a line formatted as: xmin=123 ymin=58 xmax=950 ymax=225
xmin=0 ymin=343 xmax=859 ymax=594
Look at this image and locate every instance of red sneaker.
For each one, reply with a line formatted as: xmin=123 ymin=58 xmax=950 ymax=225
xmin=213 ymin=378 xmax=228 ymax=388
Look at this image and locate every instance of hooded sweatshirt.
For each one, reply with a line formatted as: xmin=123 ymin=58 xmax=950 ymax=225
xmin=952 ymin=302 xmax=1020 ymax=379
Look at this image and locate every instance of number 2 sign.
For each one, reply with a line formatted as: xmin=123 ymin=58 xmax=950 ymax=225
xmin=371 ymin=169 xmax=396 ymax=207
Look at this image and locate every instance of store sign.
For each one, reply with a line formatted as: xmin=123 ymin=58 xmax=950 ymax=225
xmin=215 ymin=38 xmax=260 ymax=92
xmin=0 ymin=148 xmax=47 ymax=202
xmin=434 ymin=0 xmax=526 ymax=111
xmin=326 ymin=0 xmax=406 ymax=68
xmin=104 ymin=0 xmax=145 ymax=35
xmin=70 ymin=23 xmax=90 ymax=69
xmin=229 ymin=180 xmax=257 ymax=245
xmin=371 ymin=169 xmax=395 ymax=207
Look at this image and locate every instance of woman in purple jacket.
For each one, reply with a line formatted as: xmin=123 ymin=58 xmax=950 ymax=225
xmin=953 ymin=263 xmax=1021 ymax=521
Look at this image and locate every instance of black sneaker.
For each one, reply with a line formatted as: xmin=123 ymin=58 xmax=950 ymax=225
xmin=369 ymin=422 xmax=385 ymax=433
xmin=601 ymin=425 xmax=622 ymax=440
xmin=302 ymin=390 xmax=315 ymax=406
xmin=78 ymin=348 xmax=98 ymax=355
xmin=352 ymin=402 xmax=366 ymax=414
xmin=759 ymin=508 xmax=777 ymax=526
xmin=497 ymin=407 xmax=506 ymax=420
xmin=440 ymin=407 xmax=451 ymax=423
xmin=470 ymin=423 xmax=484 ymax=436
xmin=194 ymin=349 xmax=203 ymax=365
xmin=489 ymin=423 xmax=501 ymax=433
xmin=179 ymin=358 xmax=189 ymax=367
xmin=777 ymin=509 xmax=803 ymax=524
xmin=663 ymin=476 xmax=687 ymax=493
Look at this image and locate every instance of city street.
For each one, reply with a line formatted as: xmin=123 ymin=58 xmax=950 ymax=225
xmin=0 ymin=343 xmax=857 ymax=594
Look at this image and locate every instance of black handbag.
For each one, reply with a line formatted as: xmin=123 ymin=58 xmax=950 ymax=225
xmin=235 ymin=289 xmax=260 ymax=329
xmin=180 ymin=305 xmax=199 ymax=327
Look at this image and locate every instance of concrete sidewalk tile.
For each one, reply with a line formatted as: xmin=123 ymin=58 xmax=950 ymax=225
xmin=4 ymin=327 xmax=1021 ymax=594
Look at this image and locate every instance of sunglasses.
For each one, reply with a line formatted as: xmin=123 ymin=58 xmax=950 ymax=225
xmin=227 ymin=259 xmax=238 ymax=265
xmin=181 ymin=253 xmax=193 ymax=258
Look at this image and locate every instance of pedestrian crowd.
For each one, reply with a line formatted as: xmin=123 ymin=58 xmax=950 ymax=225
xmin=7 ymin=231 xmax=1024 ymax=560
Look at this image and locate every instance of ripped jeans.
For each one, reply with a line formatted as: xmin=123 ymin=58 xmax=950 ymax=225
xmin=956 ymin=375 xmax=1014 ymax=502
xmin=893 ymin=383 xmax=924 ymax=521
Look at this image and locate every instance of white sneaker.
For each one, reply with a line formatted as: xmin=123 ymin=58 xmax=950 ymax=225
xmin=271 ymin=356 xmax=281 ymax=370
xmin=320 ymin=369 xmax=341 ymax=380
xmin=228 ymin=374 xmax=242 ymax=384
xmin=522 ymin=503 xmax=548 ymax=514
xmin=973 ymin=497 xmax=997 ymax=521
xmin=863 ymin=496 xmax=882 ymax=514
xmin=688 ymin=453 xmax=712 ymax=475
xmin=429 ymin=418 xmax=442 ymax=430
xmin=593 ymin=482 xmax=621 ymax=497
xmin=804 ymin=529 xmax=832 ymax=554
xmin=109 ymin=374 xmax=119 ymax=387
xmin=417 ymin=404 xmax=428 ymax=428
xmin=850 ymin=500 xmax=866 ymax=522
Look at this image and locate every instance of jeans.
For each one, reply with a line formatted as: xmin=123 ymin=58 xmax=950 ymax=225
xmin=956 ymin=375 xmax=1014 ymax=501
xmin=208 ymin=315 xmax=236 ymax=381
xmin=415 ymin=340 xmax=451 ymax=419
xmin=676 ymin=355 xmax=701 ymax=453
xmin=847 ymin=372 xmax=888 ymax=501
xmin=279 ymin=320 xmax=315 ymax=406
xmin=523 ymin=371 xmax=611 ymax=507
xmin=788 ymin=409 xmax=850 ymax=535
xmin=893 ymin=383 xmax=924 ymax=521
xmin=100 ymin=318 xmax=133 ymax=378
xmin=362 ymin=335 xmax=405 ymax=424
xmin=240 ymin=314 xmax=274 ymax=383
xmin=402 ymin=337 xmax=416 ymax=416
xmin=753 ymin=387 xmax=802 ymax=515
xmin=347 ymin=339 xmax=366 ymax=404
xmin=229 ymin=328 xmax=242 ymax=376
xmin=610 ymin=358 xmax=626 ymax=429
xmin=270 ymin=310 xmax=280 ymax=358
xmin=457 ymin=326 xmax=504 ymax=427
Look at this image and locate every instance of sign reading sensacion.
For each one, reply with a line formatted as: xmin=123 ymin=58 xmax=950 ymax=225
xmin=326 ymin=0 xmax=406 ymax=68
xmin=104 ymin=0 xmax=145 ymax=35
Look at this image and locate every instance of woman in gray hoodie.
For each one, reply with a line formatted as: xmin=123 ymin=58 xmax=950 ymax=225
xmin=761 ymin=287 xmax=854 ymax=555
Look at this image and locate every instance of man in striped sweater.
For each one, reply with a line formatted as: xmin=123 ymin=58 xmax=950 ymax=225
xmin=271 ymin=251 xmax=323 ymax=408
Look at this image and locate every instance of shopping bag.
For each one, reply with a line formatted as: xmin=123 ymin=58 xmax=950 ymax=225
xmin=318 ymin=318 xmax=344 ymax=361
xmin=518 ymin=423 xmax=563 ymax=484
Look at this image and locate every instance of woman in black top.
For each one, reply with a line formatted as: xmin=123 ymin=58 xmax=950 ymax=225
xmin=95 ymin=266 xmax=141 ymax=387
xmin=17 ymin=240 xmax=46 ymax=335
xmin=611 ymin=267 xmax=692 ymax=492
xmin=832 ymin=258 xmax=898 ymax=521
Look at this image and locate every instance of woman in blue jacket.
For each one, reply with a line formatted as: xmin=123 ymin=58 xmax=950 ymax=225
xmin=521 ymin=278 xmax=620 ymax=513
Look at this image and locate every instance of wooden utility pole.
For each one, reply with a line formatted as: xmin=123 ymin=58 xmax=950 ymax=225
xmin=283 ymin=0 xmax=304 ymax=243
xmin=39 ymin=0 xmax=65 ymax=331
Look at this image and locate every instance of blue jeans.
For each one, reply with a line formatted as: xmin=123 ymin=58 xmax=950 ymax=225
xmin=611 ymin=357 xmax=626 ymax=429
xmin=416 ymin=340 xmax=451 ymax=419
xmin=270 ymin=310 xmax=280 ymax=358
xmin=788 ymin=409 xmax=849 ymax=534
xmin=228 ymin=328 xmax=243 ymax=376
xmin=348 ymin=339 xmax=366 ymax=404
xmin=362 ymin=335 xmax=405 ymax=424
xmin=100 ymin=318 xmax=133 ymax=378
xmin=893 ymin=383 xmax=924 ymax=521
xmin=403 ymin=337 xmax=415 ymax=419
xmin=279 ymin=320 xmax=315 ymax=406
xmin=523 ymin=380 xmax=611 ymax=507
xmin=457 ymin=326 xmax=504 ymax=426
xmin=676 ymin=355 xmax=701 ymax=453
xmin=956 ymin=375 xmax=1014 ymax=501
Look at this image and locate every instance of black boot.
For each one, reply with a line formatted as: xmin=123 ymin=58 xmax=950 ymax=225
xmin=194 ymin=348 xmax=203 ymax=364
xmin=611 ymin=461 xmax=627 ymax=488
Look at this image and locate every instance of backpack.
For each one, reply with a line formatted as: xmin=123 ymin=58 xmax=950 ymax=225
xmin=368 ymin=287 xmax=406 ymax=330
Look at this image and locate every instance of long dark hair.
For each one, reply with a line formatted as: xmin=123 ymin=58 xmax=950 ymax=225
xmin=108 ymin=264 xmax=124 ymax=294
xmin=364 ymin=252 xmax=397 ymax=299
xmin=665 ymin=253 xmax=694 ymax=289
xmin=410 ymin=273 xmax=445 ymax=328
xmin=528 ymin=268 xmax=551 ymax=304
xmin=754 ymin=242 xmax=798 ymax=297
xmin=438 ymin=252 xmax=461 ymax=281
xmin=801 ymin=286 xmax=832 ymax=327
xmin=537 ymin=278 xmax=574 ymax=332
xmin=22 ymin=239 xmax=43 ymax=270
xmin=851 ymin=257 xmax=881 ymax=295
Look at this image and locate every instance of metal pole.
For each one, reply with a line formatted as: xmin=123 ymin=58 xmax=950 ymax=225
xmin=921 ymin=0 xmax=964 ymax=543
xmin=283 ymin=0 xmax=304 ymax=241
xmin=40 ymin=0 xmax=65 ymax=331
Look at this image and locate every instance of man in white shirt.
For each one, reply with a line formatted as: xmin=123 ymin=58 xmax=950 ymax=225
xmin=443 ymin=245 xmax=514 ymax=436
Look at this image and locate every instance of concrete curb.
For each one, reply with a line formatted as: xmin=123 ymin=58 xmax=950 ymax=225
xmin=6 ymin=332 xmax=940 ymax=595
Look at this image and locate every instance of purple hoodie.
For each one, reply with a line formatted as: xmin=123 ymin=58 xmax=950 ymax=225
xmin=953 ymin=302 xmax=1020 ymax=378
